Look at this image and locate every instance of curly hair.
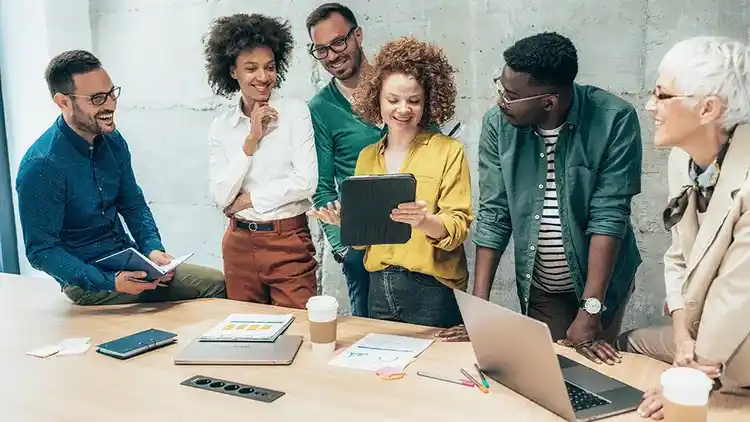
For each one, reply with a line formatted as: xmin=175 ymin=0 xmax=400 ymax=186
xmin=503 ymin=32 xmax=578 ymax=88
xmin=352 ymin=36 xmax=457 ymax=127
xmin=202 ymin=13 xmax=294 ymax=97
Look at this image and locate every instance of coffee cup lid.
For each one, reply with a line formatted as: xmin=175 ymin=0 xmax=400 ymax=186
xmin=660 ymin=367 xmax=713 ymax=392
xmin=306 ymin=295 xmax=338 ymax=310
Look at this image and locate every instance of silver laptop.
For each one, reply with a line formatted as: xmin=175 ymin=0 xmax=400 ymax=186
xmin=454 ymin=289 xmax=643 ymax=422
xmin=174 ymin=335 xmax=303 ymax=365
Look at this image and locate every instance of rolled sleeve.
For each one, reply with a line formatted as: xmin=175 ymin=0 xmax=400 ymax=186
xmin=471 ymin=110 xmax=512 ymax=252
xmin=586 ymin=108 xmax=643 ymax=239
xmin=428 ymin=144 xmax=473 ymax=251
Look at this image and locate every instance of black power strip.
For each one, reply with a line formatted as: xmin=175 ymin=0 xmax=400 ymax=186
xmin=180 ymin=375 xmax=285 ymax=403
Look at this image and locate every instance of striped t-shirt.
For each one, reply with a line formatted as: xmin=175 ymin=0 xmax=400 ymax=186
xmin=532 ymin=125 xmax=574 ymax=293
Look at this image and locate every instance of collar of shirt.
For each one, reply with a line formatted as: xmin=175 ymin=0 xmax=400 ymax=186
xmin=375 ymin=129 xmax=432 ymax=154
xmin=516 ymin=83 xmax=583 ymax=134
xmin=229 ymin=91 xmax=280 ymax=128
xmin=56 ymin=114 xmax=104 ymax=156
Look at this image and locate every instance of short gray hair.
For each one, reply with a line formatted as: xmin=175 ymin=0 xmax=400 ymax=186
xmin=659 ymin=36 xmax=750 ymax=130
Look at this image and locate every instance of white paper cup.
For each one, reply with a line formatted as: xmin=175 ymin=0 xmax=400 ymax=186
xmin=660 ymin=367 xmax=713 ymax=422
xmin=306 ymin=295 xmax=339 ymax=357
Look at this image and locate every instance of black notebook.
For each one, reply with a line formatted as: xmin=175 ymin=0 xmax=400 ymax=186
xmin=339 ymin=173 xmax=417 ymax=246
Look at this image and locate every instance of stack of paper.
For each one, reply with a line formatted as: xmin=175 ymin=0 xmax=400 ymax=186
xmin=328 ymin=333 xmax=434 ymax=371
xmin=27 ymin=337 xmax=91 ymax=358
xmin=199 ymin=314 xmax=295 ymax=342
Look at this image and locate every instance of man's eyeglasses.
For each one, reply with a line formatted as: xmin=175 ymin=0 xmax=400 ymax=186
xmin=308 ymin=26 xmax=358 ymax=60
xmin=65 ymin=86 xmax=121 ymax=106
xmin=493 ymin=77 xmax=556 ymax=107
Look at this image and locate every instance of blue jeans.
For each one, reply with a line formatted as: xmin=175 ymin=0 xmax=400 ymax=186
xmin=368 ymin=266 xmax=463 ymax=328
xmin=341 ymin=248 xmax=370 ymax=317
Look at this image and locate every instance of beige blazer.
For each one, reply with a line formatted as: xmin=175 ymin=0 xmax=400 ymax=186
xmin=664 ymin=124 xmax=750 ymax=389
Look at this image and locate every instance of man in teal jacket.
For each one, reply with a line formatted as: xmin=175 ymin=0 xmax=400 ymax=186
xmin=438 ymin=32 xmax=643 ymax=366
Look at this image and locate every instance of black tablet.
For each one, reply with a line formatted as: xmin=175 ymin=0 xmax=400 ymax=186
xmin=339 ymin=173 xmax=417 ymax=246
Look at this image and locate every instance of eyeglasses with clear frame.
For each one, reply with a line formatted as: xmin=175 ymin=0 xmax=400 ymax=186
xmin=308 ymin=26 xmax=358 ymax=60
xmin=493 ymin=76 xmax=557 ymax=107
xmin=64 ymin=86 xmax=121 ymax=106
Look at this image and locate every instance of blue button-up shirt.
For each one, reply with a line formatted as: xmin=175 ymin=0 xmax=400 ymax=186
xmin=15 ymin=115 xmax=164 ymax=291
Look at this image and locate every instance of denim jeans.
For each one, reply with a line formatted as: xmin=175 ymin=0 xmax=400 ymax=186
xmin=368 ymin=266 xmax=462 ymax=328
xmin=342 ymin=248 xmax=370 ymax=317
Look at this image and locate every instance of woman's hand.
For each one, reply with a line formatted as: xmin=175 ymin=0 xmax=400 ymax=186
xmin=243 ymin=101 xmax=279 ymax=156
xmin=637 ymin=388 xmax=664 ymax=420
xmin=307 ymin=200 xmax=342 ymax=226
xmin=390 ymin=200 xmax=428 ymax=227
xmin=673 ymin=330 xmax=722 ymax=379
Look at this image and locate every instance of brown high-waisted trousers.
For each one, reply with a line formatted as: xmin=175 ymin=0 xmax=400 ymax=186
xmin=221 ymin=214 xmax=317 ymax=309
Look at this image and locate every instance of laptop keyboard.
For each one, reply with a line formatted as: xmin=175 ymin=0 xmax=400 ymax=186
xmin=565 ymin=381 xmax=609 ymax=412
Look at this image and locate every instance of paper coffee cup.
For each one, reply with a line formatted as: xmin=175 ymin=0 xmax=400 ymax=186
xmin=660 ymin=367 xmax=713 ymax=422
xmin=306 ymin=295 xmax=339 ymax=356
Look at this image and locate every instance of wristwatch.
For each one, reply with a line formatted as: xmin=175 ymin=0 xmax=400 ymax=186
xmin=579 ymin=297 xmax=606 ymax=315
xmin=332 ymin=248 xmax=349 ymax=264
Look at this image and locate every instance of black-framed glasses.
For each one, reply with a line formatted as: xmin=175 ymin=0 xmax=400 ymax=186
xmin=308 ymin=26 xmax=358 ymax=60
xmin=65 ymin=86 xmax=121 ymax=106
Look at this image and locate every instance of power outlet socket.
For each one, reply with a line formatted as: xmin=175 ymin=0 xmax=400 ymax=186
xmin=180 ymin=375 xmax=285 ymax=403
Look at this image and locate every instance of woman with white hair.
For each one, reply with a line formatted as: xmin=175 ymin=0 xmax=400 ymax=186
xmin=615 ymin=36 xmax=750 ymax=419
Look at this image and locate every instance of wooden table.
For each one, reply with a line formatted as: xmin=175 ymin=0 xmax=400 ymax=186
xmin=1 ymin=274 xmax=747 ymax=421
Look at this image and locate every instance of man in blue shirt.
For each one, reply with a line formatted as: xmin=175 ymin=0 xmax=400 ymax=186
xmin=15 ymin=49 xmax=226 ymax=305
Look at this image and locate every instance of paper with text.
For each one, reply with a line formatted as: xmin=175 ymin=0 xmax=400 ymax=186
xmin=328 ymin=333 xmax=434 ymax=371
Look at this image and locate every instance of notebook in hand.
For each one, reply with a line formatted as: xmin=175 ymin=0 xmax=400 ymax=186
xmin=94 ymin=247 xmax=193 ymax=281
xmin=96 ymin=328 xmax=177 ymax=360
xmin=339 ymin=173 xmax=417 ymax=246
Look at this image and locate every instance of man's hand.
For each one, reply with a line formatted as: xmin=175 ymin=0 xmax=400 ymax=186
xmin=114 ymin=271 xmax=160 ymax=295
xmin=224 ymin=191 xmax=253 ymax=217
xmin=558 ymin=311 xmax=621 ymax=365
xmin=307 ymin=200 xmax=342 ymax=226
xmin=637 ymin=388 xmax=664 ymax=420
xmin=435 ymin=324 xmax=470 ymax=342
xmin=148 ymin=250 xmax=174 ymax=284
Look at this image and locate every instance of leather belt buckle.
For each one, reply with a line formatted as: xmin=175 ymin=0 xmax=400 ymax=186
xmin=247 ymin=222 xmax=258 ymax=231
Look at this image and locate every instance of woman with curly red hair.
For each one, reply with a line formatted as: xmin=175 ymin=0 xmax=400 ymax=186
xmin=204 ymin=13 xmax=318 ymax=309
xmin=309 ymin=36 xmax=472 ymax=328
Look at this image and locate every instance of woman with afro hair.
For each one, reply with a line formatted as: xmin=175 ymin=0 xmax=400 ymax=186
xmin=204 ymin=13 xmax=318 ymax=309
xmin=309 ymin=36 xmax=472 ymax=328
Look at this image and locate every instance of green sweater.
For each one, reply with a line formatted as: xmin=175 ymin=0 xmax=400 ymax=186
xmin=308 ymin=79 xmax=384 ymax=254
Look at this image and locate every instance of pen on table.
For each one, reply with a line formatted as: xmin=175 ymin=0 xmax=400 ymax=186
xmin=461 ymin=368 xmax=489 ymax=393
xmin=417 ymin=371 xmax=474 ymax=387
xmin=474 ymin=363 xmax=490 ymax=388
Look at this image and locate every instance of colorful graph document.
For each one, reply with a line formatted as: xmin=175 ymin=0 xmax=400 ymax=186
xmin=199 ymin=314 xmax=295 ymax=342
xmin=328 ymin=333 xmax=434 ymax=371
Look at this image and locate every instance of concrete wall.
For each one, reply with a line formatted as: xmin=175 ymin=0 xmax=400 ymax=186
xmin=2 ymin=0 xmax=749 ymax=331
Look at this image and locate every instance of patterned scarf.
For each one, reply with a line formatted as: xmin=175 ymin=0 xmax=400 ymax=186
xmin=662 ymin=136 xmax=732 ymax=230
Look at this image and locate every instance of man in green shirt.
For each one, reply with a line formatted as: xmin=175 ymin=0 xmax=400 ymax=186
xmin=438 ymin=32 xmax=643 ymax=365
xmin=305 ymin=3 xmax=381 ymax=317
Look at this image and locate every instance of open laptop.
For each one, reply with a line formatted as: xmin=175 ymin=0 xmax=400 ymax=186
xmin=454 ymin=290 xmax=643 ymax=422
xmin=173 ymin=335 xmax=303 ymax=365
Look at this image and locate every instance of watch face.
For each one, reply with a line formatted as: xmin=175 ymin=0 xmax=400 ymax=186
xmin=584 ymin=298 xmax=602 ymax=314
